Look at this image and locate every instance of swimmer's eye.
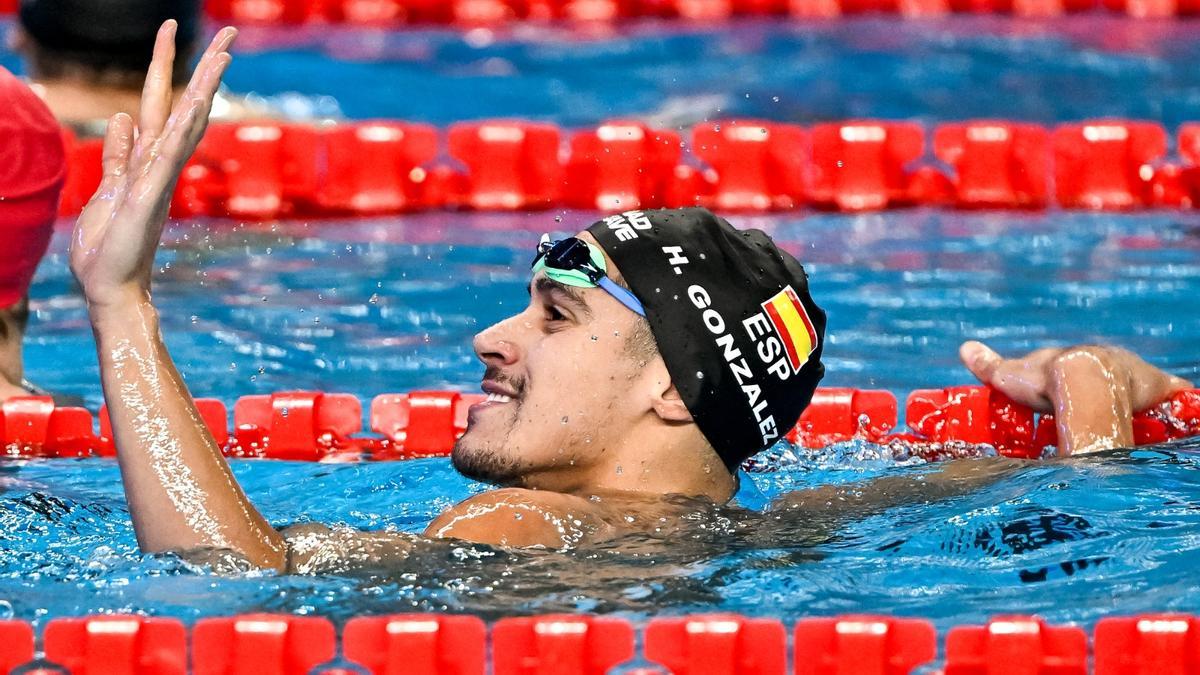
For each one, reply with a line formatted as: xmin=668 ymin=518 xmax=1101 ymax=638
xmin=545 ymin=305 xmax=568 ymax=323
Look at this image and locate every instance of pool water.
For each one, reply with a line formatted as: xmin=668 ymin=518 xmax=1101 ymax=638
xmin=2 ymin=17 xmax=1200 ymax=633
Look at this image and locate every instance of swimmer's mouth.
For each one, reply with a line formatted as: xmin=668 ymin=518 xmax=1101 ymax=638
xmin=477 ymin=379 xmax=520 ymax=409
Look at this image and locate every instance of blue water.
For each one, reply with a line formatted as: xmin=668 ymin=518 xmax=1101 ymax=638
xmin=3 ymin=17 xmax=1200 ymax=636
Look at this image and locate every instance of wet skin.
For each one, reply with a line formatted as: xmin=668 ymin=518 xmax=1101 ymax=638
xmin=70 ymin=21 xmax=1193 ymax=573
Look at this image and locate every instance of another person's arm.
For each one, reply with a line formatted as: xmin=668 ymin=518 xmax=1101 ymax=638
xmin=960 ymin=341 xmax=1193 ymax=455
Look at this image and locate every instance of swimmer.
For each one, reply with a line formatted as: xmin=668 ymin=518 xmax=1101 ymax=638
xmin=10 ymin=0 xmax=266 ymax=135
xmin=0 ymin=67 xmax=68 ymax=403
xmin=71 ymin=23 xmax=1193 ymax=572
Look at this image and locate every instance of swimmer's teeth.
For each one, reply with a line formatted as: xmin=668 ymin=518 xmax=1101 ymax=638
xmin=487 ymin=393 xmax=512 ymax=404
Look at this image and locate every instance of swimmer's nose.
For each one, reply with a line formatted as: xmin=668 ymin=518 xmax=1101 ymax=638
xmin=473 ymin=324 xmax=519 ymax=367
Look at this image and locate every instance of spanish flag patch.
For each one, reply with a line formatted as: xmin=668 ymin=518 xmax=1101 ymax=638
xmin=761 ymin=286 xmax=819 ymax=375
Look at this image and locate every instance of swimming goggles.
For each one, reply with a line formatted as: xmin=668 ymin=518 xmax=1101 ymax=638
xmin=531 ymin=235 xmax=646 ymax=317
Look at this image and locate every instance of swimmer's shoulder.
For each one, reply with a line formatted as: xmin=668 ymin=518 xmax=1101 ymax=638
xmin=425 ymin=488 xmax=611 ymax=549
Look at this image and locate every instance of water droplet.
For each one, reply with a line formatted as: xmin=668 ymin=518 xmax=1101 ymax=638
xmin=697 ymin=371 xmax=705 ymax=379
xmin=190 ymin=315 xmax=198 ymax=324
xmin=772 ymin=96 xmax=780 ymax=103
xmin=561 ymin=416 xmax=569 ymax=424
xmin=590 ymin=335 xmax=598 ymax=341
xmin=615 ymin=464 xmax=623 ymax=475
xmin=368 ymin=293 xmax=379 ymax=305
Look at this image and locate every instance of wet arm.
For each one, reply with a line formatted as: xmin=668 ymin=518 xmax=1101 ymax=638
xmin=769 ymin=456 xmax=1018 ymax=519
xmin=91 ymin=300 xmax=286 ymax=570
xmin=71 ymin=24 xmax=286 ymax=570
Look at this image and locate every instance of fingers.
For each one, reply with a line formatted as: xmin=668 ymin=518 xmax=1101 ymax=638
xmin=960 ymin=340 xmax=1001 ymax=384
xmin=160 ymin=27 xmax=237 ymax=161
xmin=100 ymin=113 xmax=135 ymax=181
xmin=138 ymin=21 xmax=178 ymax=141
xmin=960 ymin=340 xmax=1057 ymax=411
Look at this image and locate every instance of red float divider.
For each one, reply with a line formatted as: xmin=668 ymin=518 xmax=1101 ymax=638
xmin=0 ymin=397 xmax=99 ymax=458
xmin=206 ymin=0 xmax=316 ymax=24
xmin=644 ymin=614 xmax=787 ymax=675
xmin=1053 ymin=120 xmax=1166 ymax=210
xmin=692 ymin=120 xmax=807 ymax=211
xmin=934 ymin=121 xmax=1050 ymax=209
xmin=563 ymin=121 xmax=682 ymax=211
xmin=44 ymin=615 xmax=188 ymax=675
xmin=944 ymin=615 xmax=1087 ymax=675
xmin=99 ymin=399 xmax=231 ymax=454
xmin=5 ymin=385 xmax=1195 ymax=463
xmin=231 ymin=391 xmax=362 ymax=460
xmin=793 ymin=615 xmax=937 ymax=675
xmin=786 ymin=387 xmax=897 ymax=448
xmin=1180 ymin=124 xmax=1200 ymax=206
xmin=53 ymin=118 xmax=1200 ymax=216
xmin=369 ymin=391 xmax=484 ymax=458
xmin=809 ymin=121 xmax=925 ymax=211
xmin=905 ymin=386 xmax=1039 ymax=458
xmin=0 ymin=621 xmax=34 ymax=674
xmin=342 ymin=614 xmax=487 ymax=675
xmin=14 ymin=0 xmax=1200 ymax=22
xmin=192 ymin=614 xmax=337 ymax=675
xmin=319 ymin=122 xmax=439 ymax=214
xmin=1094 ymin=614 xmax=1200 ymax=675
xmin=197 ymin=123 xmax=290 ymax=219
xmin=492 ymin=614 xmax=635 ymax=675
xmin=447 ymin=121 xmax=562 ymax=210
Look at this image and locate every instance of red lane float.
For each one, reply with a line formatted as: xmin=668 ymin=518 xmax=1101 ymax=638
xmin=809 ymin=121 xmax=925 ymax=211
xmin=0 ymin=396 xmax=96 ymax=458
xmin=0 ymin=621 xmax=34 ymax=675
xmin=492 ymin=615 xmax=635 ymax=675
xmin=370 ymin=391 xmax=483 ymax=458
xmin=644 ymin=615 xmax=787 ymax=675
xmin=564 ymin=121 xmax=682 ymax=211
xmin=934 ymin=122 xmax=1050 ymax=209
xmin=786 ymin=387 xmax=897 ymax=449
xmin=1053 ymin=121 xmax=1166 ymax=210
xmin=7 ymin=0 xmax=1188 ymax=25
xmin=9 ymin=612 xmax=1200 ymax=673
xmin=944 ymin=615 xmax=1087 ymax=675
xmin=44 ymin=616 xmax=188 ymax=675
xmin=231 ymin=391 xmax=362 ymax=459
xmin=2 ymin=387 xmax=1197 ymax=460
xmin=53 ymin=119 xmax=1200 ymax=217
xmin=342 ymin=614 xmax=487 ymax=675
xmin=447 ymin=121 xmax=563 ymax=210
xmin=692 ymin=120 xmax=807 ymax=211
xmin=1094 ymin=614 xmax=1200 ymax=675
xmin=793 ymin=615 xmax=936 ymax=675
xmin=192 ymin=614 xmax=337 ymax=675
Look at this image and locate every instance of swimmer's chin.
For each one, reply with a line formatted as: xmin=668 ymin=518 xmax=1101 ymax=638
xmin=451 ymin=442 xmax=523 ymax=486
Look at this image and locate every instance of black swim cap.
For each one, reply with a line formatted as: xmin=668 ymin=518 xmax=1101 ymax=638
xmin=587 ymin=207 xmax=826 ymax=472
xmin=19 ymin=0 xmax=200 ymax=75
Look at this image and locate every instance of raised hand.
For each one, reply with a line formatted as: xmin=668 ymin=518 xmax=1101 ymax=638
xmin=960 ymin=340 xmax=1193 ymax=454
xmin=69 ymin=21 xmax=237 ymax=313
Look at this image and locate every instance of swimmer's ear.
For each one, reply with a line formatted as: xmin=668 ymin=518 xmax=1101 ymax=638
xmin=651 ymin=383 xmax=694 ymax=423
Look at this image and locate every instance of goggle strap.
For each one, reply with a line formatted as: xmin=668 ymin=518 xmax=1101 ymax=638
xmin=597 ymin=277 xmax=647 ymax=318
